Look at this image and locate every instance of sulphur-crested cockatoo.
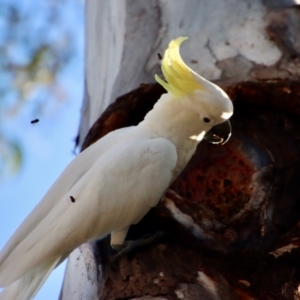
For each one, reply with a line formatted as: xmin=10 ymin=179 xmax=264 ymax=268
xmin=0 ymin=37 xmax=233 ymax=300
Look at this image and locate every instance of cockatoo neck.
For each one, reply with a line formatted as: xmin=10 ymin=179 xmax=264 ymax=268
xmin=139 ymin=93 xmax=209 ymax=179
xmin=140 ymin=94 xmax=207 ymax=143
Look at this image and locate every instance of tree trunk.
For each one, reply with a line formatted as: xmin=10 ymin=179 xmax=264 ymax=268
xmin=61 ymin=0 xmax=300 ymax=299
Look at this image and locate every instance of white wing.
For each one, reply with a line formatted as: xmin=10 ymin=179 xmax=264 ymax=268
xmin=0 ymin=132 xmax=177 ymax=286
xmin=0 ymin=127 xmax=133 ymax=267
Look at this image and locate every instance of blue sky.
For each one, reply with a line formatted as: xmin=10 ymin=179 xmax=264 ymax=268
xmin=0 ymin=0 xmax=84 ymax=298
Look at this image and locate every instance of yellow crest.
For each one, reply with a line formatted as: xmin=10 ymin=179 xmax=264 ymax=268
xmin=155 ymin=37 xmax=201 ymax=97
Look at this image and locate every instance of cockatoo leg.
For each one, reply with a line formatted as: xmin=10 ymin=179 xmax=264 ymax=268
xmin=110 ymin=228 xmax=129 ymax=251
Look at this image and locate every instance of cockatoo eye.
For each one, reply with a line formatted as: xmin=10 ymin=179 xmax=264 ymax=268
xmin=203 ymin=117 xmax=211 ymax=123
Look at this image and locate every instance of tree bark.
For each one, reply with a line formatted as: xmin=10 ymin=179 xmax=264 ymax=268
xmin=62 ymin=0 xmax=300 ymax=299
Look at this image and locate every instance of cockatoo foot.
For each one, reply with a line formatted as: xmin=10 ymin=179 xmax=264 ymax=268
xmin=110 ymin=243 xmax=126 ymax=252
xmin=111 ymin=231 xmax=166 ymax=262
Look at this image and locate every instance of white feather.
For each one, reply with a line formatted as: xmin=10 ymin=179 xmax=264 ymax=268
xmin=0 ymin=257 xmax=61 ymax=300
xmin=0 ymin=128 xmax=177 ymax=287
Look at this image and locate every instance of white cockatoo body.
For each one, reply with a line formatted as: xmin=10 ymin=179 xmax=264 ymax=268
xmin=0 ymin=37 xmax=233 ymax=300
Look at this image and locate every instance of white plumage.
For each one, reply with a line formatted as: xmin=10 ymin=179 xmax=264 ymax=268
xmin=0 ymin=37 xmax=233 ymax=299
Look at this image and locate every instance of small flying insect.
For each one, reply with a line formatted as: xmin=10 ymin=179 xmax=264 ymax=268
xmin=157 ymin=53 xmax=162 ymax=60
xmin=70 ymin=196 xmax=76 ymax=203
xmin=31 ymin=119 xmax=39 ymax=125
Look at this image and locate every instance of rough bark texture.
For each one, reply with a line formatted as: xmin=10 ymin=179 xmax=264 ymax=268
xmin=61 ymin=0 xmax=300 ymax=299
xmin=78 ymin=0 xmax=300 ymax=148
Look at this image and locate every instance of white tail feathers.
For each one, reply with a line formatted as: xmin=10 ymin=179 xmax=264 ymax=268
xmin=0 ymin=257 xmax=61 ymax=300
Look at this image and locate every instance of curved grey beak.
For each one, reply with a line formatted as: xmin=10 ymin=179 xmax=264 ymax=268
xmin=204 ymin=120 xmax=232 ymax=145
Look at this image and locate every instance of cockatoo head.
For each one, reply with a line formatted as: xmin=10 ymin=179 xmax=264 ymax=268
xmin=155 ymin=37 xmax=233 ymax=144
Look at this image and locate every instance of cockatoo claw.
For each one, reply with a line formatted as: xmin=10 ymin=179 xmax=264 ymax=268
xmin=111 ymin=231 xmax=166 ymax=262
